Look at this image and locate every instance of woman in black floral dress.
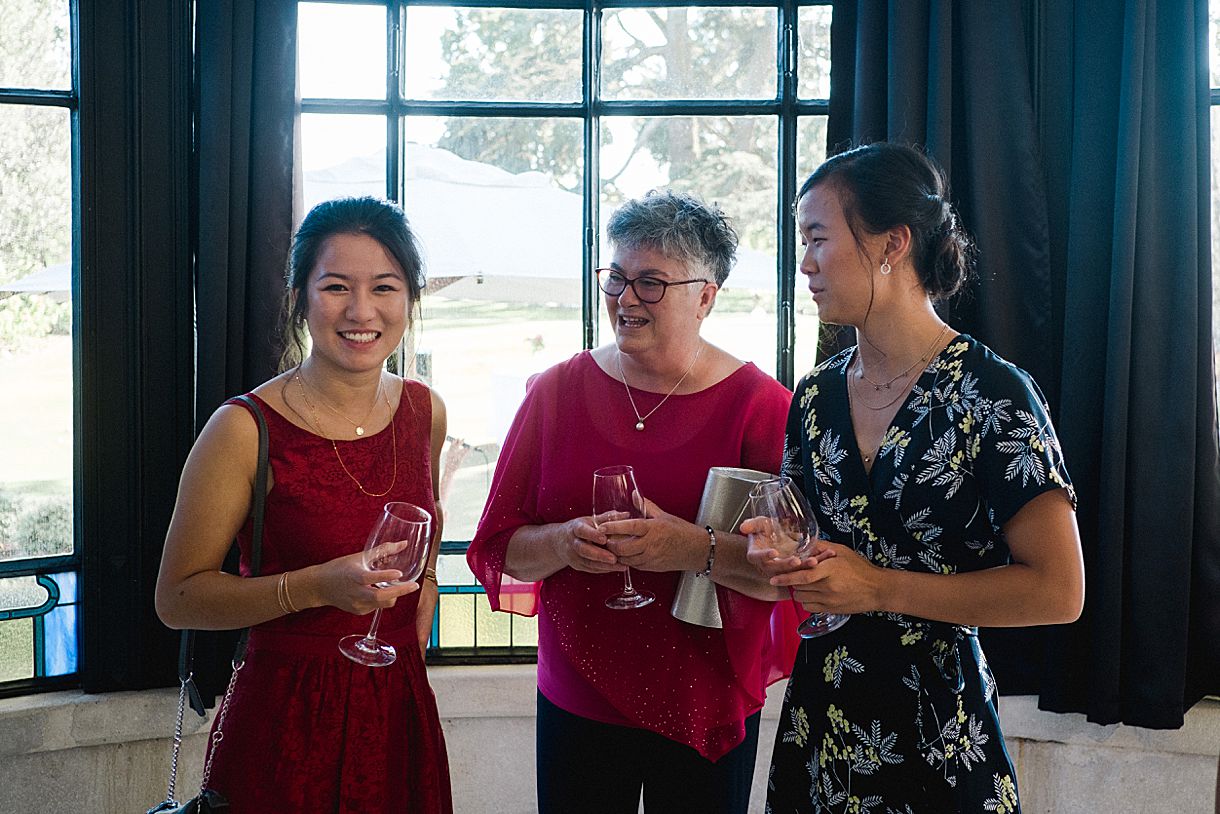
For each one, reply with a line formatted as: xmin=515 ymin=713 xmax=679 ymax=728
xmin=746 ymin=143 xmax=1085 ymax=814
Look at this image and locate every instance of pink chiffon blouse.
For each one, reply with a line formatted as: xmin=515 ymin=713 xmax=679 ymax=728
xmin=467 ymin=351 xmax=802 ymax=761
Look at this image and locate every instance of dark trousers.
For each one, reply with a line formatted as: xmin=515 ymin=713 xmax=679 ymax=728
xmin=536 ymin=691 xmax=760 ymax=814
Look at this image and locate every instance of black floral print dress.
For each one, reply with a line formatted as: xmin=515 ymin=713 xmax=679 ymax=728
xmin=767 ymin=334 xmax=1075 ymax=814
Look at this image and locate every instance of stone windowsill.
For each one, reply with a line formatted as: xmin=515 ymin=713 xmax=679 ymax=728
xmin=0 ymin=664 xmax=1216 ymax=759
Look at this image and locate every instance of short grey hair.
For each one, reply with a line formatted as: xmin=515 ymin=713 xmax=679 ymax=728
xmin=605 ymin=190 xmax=738 ymax=286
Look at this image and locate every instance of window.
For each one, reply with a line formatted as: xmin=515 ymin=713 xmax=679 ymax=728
xmin=297 ymin=0 xmax=831 ymax=656
xmin=0 ymin=1 xmax=79 ymax=691
xmin=1210 ymin=2 xmax=1220 ymax=387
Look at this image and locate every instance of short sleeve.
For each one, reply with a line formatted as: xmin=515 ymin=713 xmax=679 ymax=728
xmin=971 ymin=362 xmax=1076 ymax=529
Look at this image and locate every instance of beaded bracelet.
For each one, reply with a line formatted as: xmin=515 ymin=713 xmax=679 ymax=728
xmin=695 ymin=525 xmax=716 ymax=578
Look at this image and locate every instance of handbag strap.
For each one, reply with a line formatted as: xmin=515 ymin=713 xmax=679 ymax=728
xmin=180 ymin=393 xmax=270 ymax=713
xmin=156 ymin=395 xmax=269 ymax=811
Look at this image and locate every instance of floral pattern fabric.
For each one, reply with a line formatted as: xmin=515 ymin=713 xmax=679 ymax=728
xmin=767 ymin=335 xmax=1073 ymax=814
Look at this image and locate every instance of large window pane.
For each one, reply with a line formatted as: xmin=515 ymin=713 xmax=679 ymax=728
xmin=601 ymin=8 xmax=777 ymax=101
xmin=1212 ymin=105 xmax=1220 ymax=385
xmin=299 ymin=2 xmax=386 ymax=100
xmin=798 ymin=5 xmax=833 ymax=100
xmin=404 ymin=7 xmax=582 ymax=102
xmin=1211 ymin=2 xmax=1220 ymax=88
xmin=405 ymin=117 xmax=584 ymax=542
xmin=0 ymin=105 xmax=72 ymax=564
xmin=600 ymin=115 xmax=779 ymax=374
xmin=0 ymin=1 xmax=70 ymax=90
xmin=794 ymin=115 xmax=828 ymax=373
xmin=300 ymin=113 xmax=388 ymax=208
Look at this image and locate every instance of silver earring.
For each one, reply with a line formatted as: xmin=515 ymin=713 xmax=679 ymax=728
xmin=880 ymin=257 xmax=892 ymax=275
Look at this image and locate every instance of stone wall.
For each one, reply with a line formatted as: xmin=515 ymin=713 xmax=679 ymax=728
xmin=0 ymin=665 xmax=1215 ymax=813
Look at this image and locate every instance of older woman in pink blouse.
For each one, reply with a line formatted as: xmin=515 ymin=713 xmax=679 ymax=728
xmin=468 ymin=190 xmax=798 ymax=813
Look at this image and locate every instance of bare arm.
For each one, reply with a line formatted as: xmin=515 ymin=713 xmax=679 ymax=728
xmin=771 ymin=488 xmax=1084 ymax=627
xmin=155 ymin=403 xmax=415 ymax=631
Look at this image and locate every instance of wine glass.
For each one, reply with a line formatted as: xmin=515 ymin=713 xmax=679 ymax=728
xmin=748 ymin=476 xmax=849 ymax=638
xmin=339 ymin=501 xmax=432 ymax=666
xmin=592 ymin=465 xmax=654 ymax=610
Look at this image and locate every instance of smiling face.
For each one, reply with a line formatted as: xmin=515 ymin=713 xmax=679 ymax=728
xmin=300 ymin=232 xmax=410 ymax=374
xmin=604 ymin=243 xmax=716 ymax=360
xmin=795 ymin=183 xmax=889 ymax=328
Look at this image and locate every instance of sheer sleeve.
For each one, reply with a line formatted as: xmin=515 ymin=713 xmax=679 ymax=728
xmin=466 ymin=370 xmax=550 ymax=616
xmin=715 ymin=373 xmax=804 ymax=693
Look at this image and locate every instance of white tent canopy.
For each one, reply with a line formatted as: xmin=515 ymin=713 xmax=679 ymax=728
xmin=0 ymin=262 xmax=71 ymax=302
xmin=303 ymin=145 xmax=778 ymax=307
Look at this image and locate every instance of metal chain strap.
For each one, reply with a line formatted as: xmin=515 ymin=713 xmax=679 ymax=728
xmin=197 ymin=660 xmax=244 ymax=792
xmin=157 ymin=675 xmax=191 ymax=808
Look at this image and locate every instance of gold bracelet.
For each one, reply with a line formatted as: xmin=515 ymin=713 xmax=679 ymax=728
xmin=423 ymin=567 xmax=438 ymax=585
xmin=276 ymin=572 xmax=299 ymax=615
xmin=275 ymin=572 xmax=291 ymax=615
xmin=282 ymin=570 xmax=299 ymax=613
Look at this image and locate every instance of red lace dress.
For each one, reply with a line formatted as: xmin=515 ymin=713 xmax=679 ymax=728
xmin=204 ymin=383 xmax=452 ymax=813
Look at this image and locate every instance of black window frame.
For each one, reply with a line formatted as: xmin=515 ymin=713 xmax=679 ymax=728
xmin=298 ymin=0 xmax=832 ymax=661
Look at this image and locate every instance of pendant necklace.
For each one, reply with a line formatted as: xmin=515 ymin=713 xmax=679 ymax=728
xmin=296 ymin=371 xmax=398 ymax=497
xmin=618 ymin=343 xmax=704 ymax=431
xmin=297 ymin=368 xmax=382 ymax=436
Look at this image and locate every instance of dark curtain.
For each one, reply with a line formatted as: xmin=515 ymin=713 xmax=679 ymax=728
xmin=827 ymin=0 xmax=1220 ymax=727
xmin=1033 ymin=0 xmax=1220 ymax=727
xmin=191 ymin=0 xmax=297 ymax=700
xmin=825 ymin=0 xmax=1057 ymax=400
xmin=196 ymin=0 xmax=297 ymax=428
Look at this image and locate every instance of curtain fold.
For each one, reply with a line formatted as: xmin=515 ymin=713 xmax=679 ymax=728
xmin=826 ymin=0 xmax=1220 ymax=727
xmin=826 ymin=0 xmax=1056 ymax=400
xmin=196 ymin=0 xmax=297 ymax=428
xmin=192 ymin=0 xmax=297 ymax=701
xmin=1035 ymin=0 xmax=1220 ymax=727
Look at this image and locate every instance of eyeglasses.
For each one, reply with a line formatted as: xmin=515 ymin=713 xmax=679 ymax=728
xmin=595 ymin=268 xmax=709 ymax=304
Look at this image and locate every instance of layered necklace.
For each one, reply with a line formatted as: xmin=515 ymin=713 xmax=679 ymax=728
xmin=617 ymin=342 xmax=704 ymax=431
xmin=296 ymin=369 xmax=398 ymax=497
xmin=849 ymin=324 xmax=950 ymax=413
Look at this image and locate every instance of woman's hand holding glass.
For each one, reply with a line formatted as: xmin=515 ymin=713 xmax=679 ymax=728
xmin=309 ymin=549 xmax=420 ymax=616
xmin=599 ymin=497 xmax=709 ymax=574
xmin=340 ymin=502 xmax=432 ymax=666
xmin=549 ymin=515 xmax=625 ymax=574
xmin=745 ymin=476 xmax=849 ymax=637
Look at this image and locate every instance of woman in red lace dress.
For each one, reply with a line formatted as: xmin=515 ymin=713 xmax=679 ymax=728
xmin=156 ymin=197 xmax=453 ymax=813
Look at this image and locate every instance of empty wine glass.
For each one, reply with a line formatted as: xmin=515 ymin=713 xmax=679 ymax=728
xmin=748 ymin=476 xmax=849 ymax=638
xmin=592 ymin=465 xmax=654 ymax=610
xmin=339 ymin=501 xmax=432 ymax=666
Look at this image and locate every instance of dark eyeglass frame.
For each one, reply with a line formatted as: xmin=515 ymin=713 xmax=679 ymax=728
xmin=595 ymin=268 xmax=710 ymax=304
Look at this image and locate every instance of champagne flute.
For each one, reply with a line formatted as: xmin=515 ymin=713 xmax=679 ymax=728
xmin=592 ymin=465 xmax=654 ymax=610
xmin=748 ymin=476 xmax=849 ymax=637
xmin=339 ymin=501 xmax=432 ymax=666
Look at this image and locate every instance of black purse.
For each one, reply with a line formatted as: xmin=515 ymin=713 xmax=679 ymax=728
xmin=147 ymin=395 xmax=269 ymax=814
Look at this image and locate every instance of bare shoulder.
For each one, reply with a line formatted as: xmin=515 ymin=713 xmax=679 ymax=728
xmin=427 ymin=383 xmax=447 ymax=432
xmin=192 ymin=399 xmax=261 ymax=476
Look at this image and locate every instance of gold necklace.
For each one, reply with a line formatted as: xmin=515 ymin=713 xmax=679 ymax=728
xmin=295 ymin=372 xmax=397 ymax=497
xmin=618 ymin=343 xmax=704 ymax=431
xmin=854 ymin=324 xmax=950 ymax=392
xmin=297 ymin=369 xmax=382 ymax=436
